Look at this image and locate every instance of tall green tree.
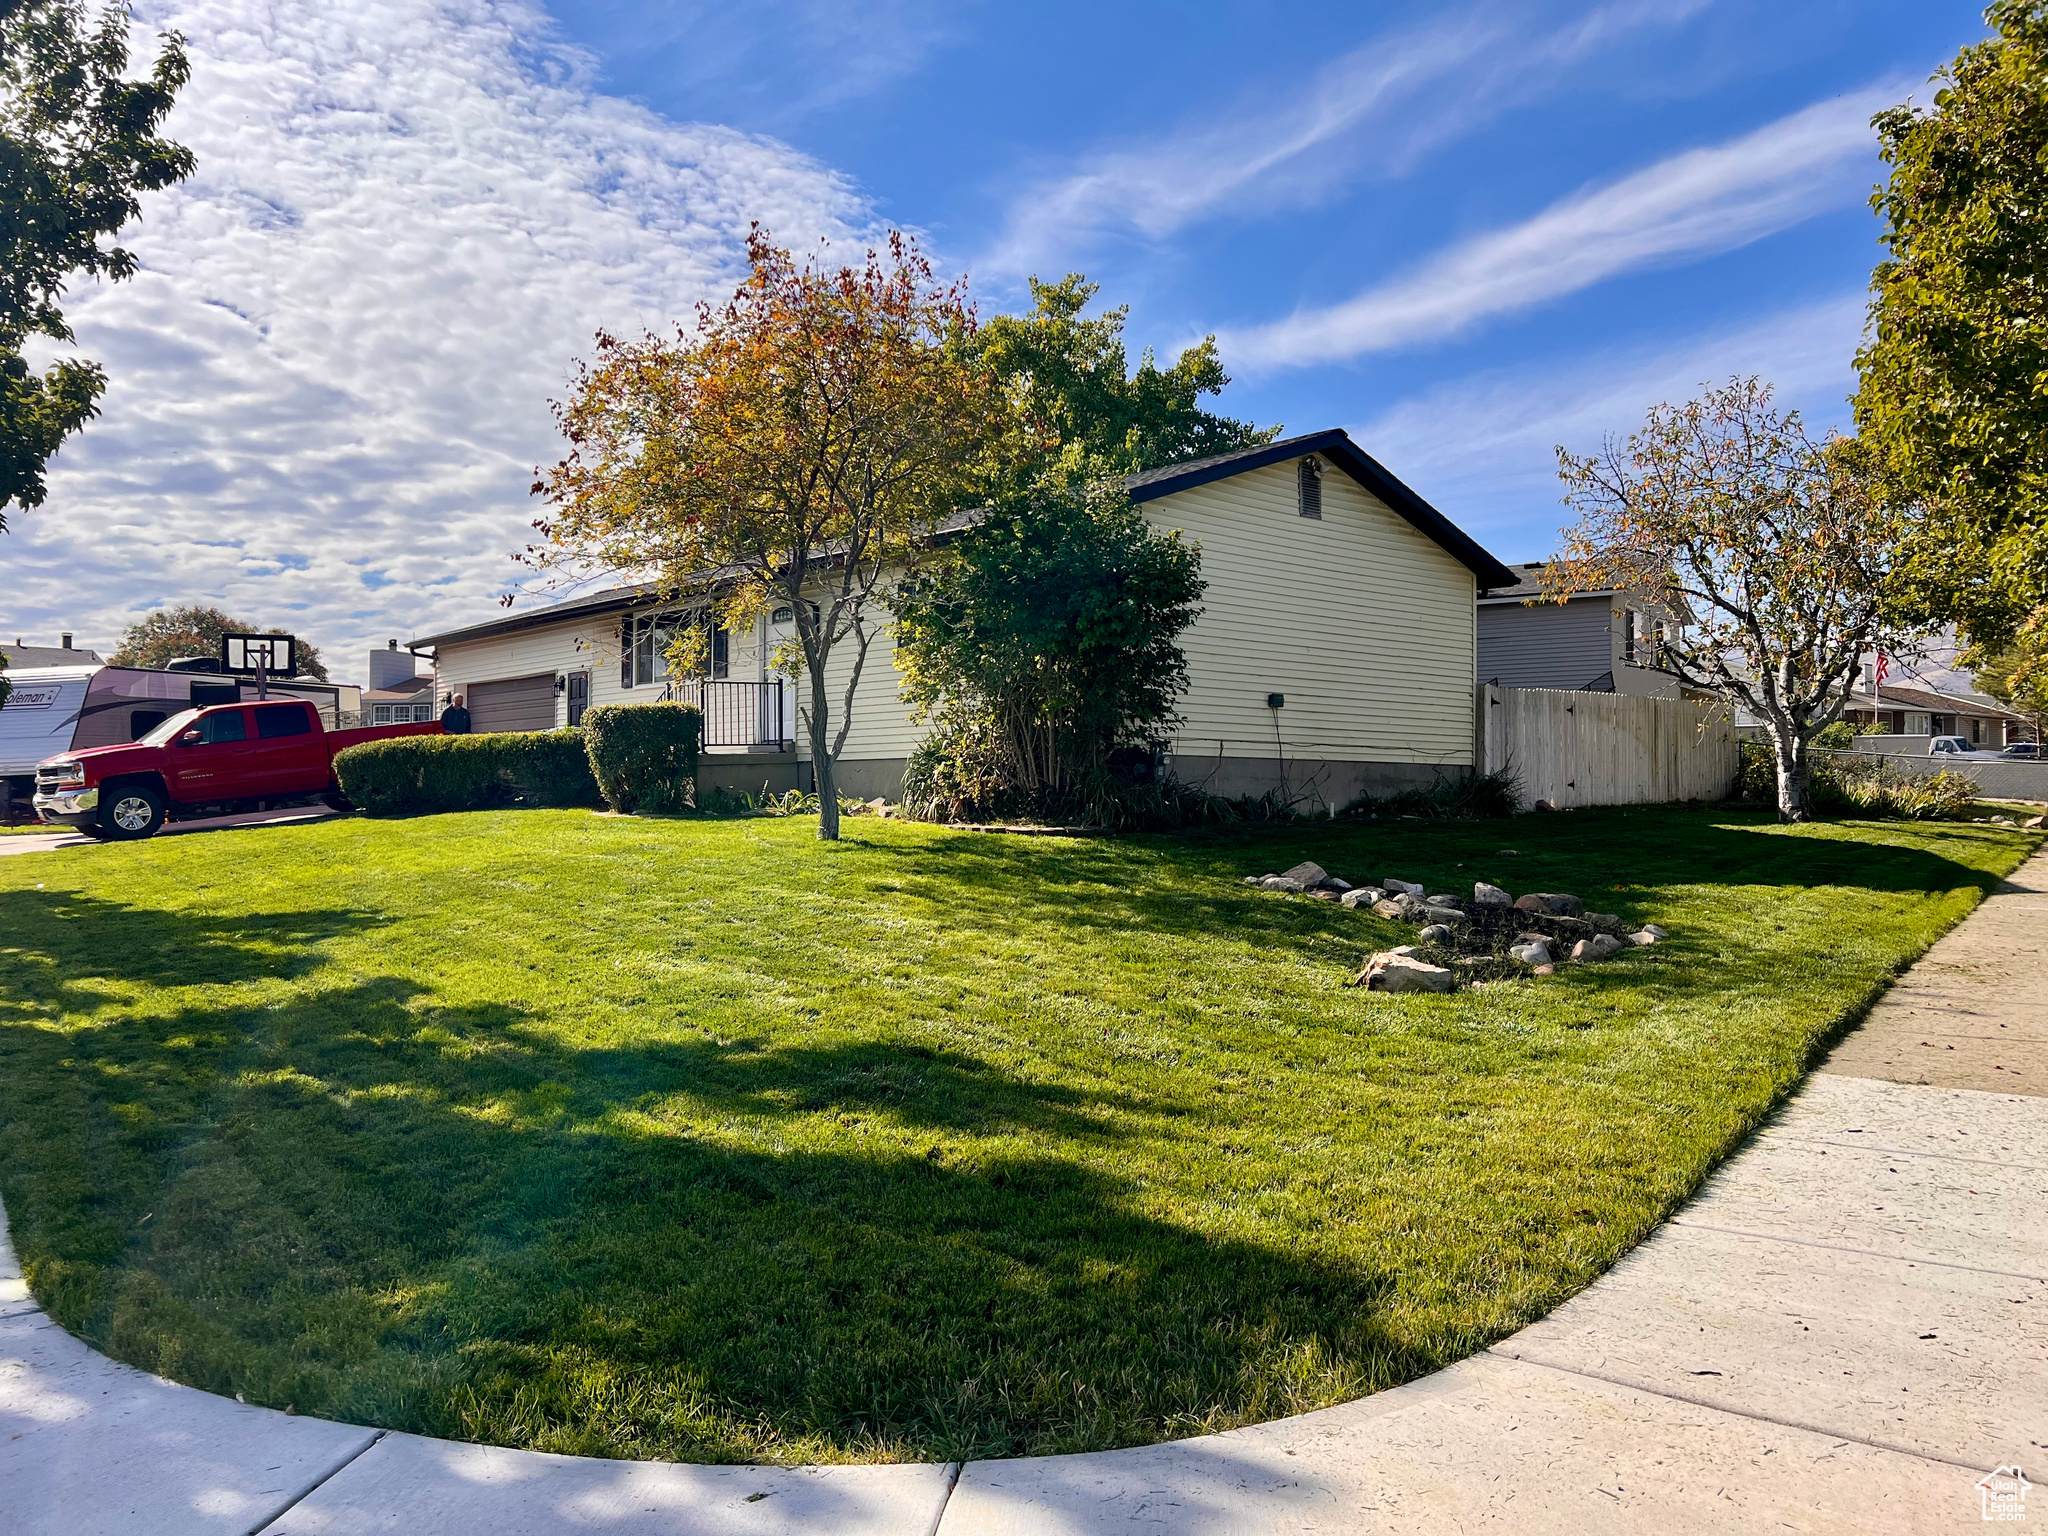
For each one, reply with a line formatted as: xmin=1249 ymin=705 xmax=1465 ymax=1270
xmin=1855 ymin=0 xmax=2048 ymax=642
xmin=2 ymin=0 xmax=192 ymax=529
xmin=969 ymin=276 xmax=1275 ymax=494
xmin=111 ymin=604 xmax=328 ymax=680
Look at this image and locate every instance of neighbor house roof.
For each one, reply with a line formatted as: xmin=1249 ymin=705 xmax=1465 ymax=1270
xmin=1122 ymin=429 xmax=1518 ymax=589
xmin=1866 ymin=684 xmax=2023 ymax=718
xmin=3 ymin=643 xmax=104 ymax=668
xmin=1476 ymin=560 xmax=1618 ymax=603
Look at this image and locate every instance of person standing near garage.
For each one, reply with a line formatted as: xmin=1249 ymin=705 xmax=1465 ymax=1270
xmin=440 ymin=693 xmax=472 ymax=734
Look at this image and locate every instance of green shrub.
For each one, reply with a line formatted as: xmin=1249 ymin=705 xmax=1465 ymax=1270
xmin=1342 ymin=768 xmax=1523 ymax=821
xmin=333 ymin=731 xmax=600 ymax=815
xmin=581 ymin=703 xmax=702 ymax=813
xmin=1736 ymin=739 xmax=1979 ymax=820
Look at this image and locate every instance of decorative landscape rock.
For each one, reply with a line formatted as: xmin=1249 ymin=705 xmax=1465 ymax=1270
xmin=1586 ymin=913 xmax=1621 ymax=933
xmin=1473 ymin=882 xmax=1512 ymax=907
xmin=1421 ymin=904 xmax=1468 ymax=926
xmin=1308 ymin=888 xmax=1341 ymax=901
xmin=1571 ymin=934 xmax=1626 ymax=962
xmin=1419 ymin=923 xmax=1453 ymax=943
xmin=1373 ymin=892 xmax=1427 ymax=922
xmin=1382 ymin=878 xmax=1426 ymax=897
xmin=1514 ymin=892 xmax=1583 ymax=917
xmin=1354 ymin=951 xmax=1456 ymax=994
xmin=1626 ymin=930 xmax=1659 ymax=946
xmin=1279 ymin=862 xmax=1329 ymax=888
xmin=1510 ymin=940 xmax=1552 ymax=967
xmin=1326 ymin=877 xmax=1353 ymax=893
xmin=1340 ymin=887 xmax=1385 ymax=909
xmin=1243 ymin=875 xmax=1267 ymax=885
xmin=1261 ymin=876 xmax=1308 ymax=893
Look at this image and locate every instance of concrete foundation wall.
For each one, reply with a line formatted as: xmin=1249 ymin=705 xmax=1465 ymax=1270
xmin=1163 ymin=752 xmax=1458 ymax=809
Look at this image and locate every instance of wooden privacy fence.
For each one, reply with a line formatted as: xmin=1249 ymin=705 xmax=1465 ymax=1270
xmin=1476 ymin=684 xmax=1738 ymax=808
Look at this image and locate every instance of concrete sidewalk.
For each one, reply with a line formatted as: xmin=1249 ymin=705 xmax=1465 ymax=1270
xmin=4 ymin=854 xmax=2043 ymax=1534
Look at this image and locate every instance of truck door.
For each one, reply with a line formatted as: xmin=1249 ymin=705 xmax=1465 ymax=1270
xmin=251 ymin=703 xmax=326 ymax=795
xmin=168 ymin=707 xmax=257 ymax=803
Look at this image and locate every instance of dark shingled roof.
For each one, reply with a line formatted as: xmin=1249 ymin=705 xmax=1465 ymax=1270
xmin=1476 ymin=560 xmax=1621 ymax=602
xmin=1121 ymin=428 xmax=1518 ymax=589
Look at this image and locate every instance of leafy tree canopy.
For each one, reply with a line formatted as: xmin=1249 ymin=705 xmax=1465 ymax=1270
xmin=535 ymin=228 xmax=996 ymax=839
xmin=1 ymin=0 xmax=193 ymax=528
xmin=1855 ymin=0 xmax=2048 ymax=641
xmin=1965 ymin=621 xmax=2048 ymax=743
xmin=969 ymin=275 xmax=1276 ymax=495
xmin=894 ymin=476 xmax=1204 ymax=825
xmin=110 ymin=604 xmax=328 ymax=680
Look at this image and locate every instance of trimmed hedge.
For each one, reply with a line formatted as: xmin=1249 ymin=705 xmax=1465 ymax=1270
xmin=333 ymin=731 xmax=601 ymax=815
xmin=582 ymin=702 xmax=702 ymax=813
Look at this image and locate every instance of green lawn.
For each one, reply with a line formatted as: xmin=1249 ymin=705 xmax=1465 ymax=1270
xmin=0 ymin=807 xmax=2035 ymax=1465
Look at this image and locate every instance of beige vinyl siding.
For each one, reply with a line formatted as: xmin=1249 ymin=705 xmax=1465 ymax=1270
xmin=436 ymin=618 xmax=631 ymax=727
xmin=801 ymin=609 xmax=924 ymax=763
xmin=1141 ymin=460 xmax=1476 ymax=765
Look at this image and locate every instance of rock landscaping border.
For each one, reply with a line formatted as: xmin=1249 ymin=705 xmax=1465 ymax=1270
xmin=1243 ymin=860 xmax=1666 ymax=992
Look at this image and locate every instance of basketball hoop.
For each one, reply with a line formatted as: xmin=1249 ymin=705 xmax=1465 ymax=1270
xmin=220 ymin=634 xmax=296 ymax=699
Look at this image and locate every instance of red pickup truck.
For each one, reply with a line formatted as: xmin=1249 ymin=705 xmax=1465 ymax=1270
xmin=33 ymin=698 xmax=440 ymax=840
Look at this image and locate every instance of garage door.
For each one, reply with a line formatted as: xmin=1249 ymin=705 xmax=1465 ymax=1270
xmin=467 ymin=673 xmax=556 ymax=733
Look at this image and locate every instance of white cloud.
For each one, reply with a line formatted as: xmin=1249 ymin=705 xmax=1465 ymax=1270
xmin=979 ymin=0 xmax=1710 ymax=282
xmin=1351 ymin=292 xmax=1867 ymax=551
xmin=4 ymin=0 xmax=871 ymax=679
xmin=1223 ymin=85 xmax=1900 ymax=371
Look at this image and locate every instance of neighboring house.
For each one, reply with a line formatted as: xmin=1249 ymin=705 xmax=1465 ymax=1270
xmin=1476 ymin=563 xmax=1680 ymax=698
xmin=361 ymin=640 xmax=436 ymax=725
xmin=411 ymin=428 xmax=1517 ymax=803
xmin=1841 ymin=683 xmax=2029 ymax=747
xmin=3 ymin=635 xmax=103 ymax=669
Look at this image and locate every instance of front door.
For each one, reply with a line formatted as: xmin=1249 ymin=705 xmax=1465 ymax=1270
xmin=566 ymin=671 xmax=589 ymax=727
xmin=168 ymin=706 xmax=258 ymax=803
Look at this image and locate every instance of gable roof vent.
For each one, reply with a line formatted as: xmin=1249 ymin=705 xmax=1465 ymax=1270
xmin=1298 ymin=456 xmax=1323 ymax=519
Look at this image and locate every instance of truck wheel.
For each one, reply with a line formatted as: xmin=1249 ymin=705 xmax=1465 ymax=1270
xmin=99 ymin=785 xmax=167 ymax=840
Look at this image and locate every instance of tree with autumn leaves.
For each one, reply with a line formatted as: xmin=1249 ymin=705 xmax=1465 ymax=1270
xmin=1549 ymin=379 xmax=1925 ymax=822
xmin=532 ymin=229 xmax=997 ymax=840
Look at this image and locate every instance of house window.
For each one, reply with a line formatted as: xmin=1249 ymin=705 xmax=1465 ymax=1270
xmin=1621 ymin=610 xmax=1637 ymax=665
xmin=1297 ymin=456 xmax=1322 ymax=518
xmin=1972 ymin=718 xmax=1982 ymax=743
xmin=625 ymin=611 xmax=725 ymax=686
xmin=372 ymin=704 xmax=393 ymax=725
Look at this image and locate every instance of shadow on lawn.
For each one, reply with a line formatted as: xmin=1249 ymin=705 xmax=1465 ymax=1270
xmin=0 ymin=897 xmax=1410 ymax=1463
xmin=883 ymin=808 xmax=2015 ymax=925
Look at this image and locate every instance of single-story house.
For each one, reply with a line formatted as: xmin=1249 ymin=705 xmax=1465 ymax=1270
xmin=1477 ymin=562 xmax=1681 ymax=698
xmin=1841 ymin=683 xmax=2029 ymax=746
xmin=411 ymin=429 xmax=1517 ymax=803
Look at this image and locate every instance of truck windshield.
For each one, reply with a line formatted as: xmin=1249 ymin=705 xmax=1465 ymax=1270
xmin=137 ymin=709 xmax=201 ymax=746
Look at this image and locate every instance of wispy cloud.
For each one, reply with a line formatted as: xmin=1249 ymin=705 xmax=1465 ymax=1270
xmin=573 ymin=0 xmax=972 ymax=127
xmin=1223 ymin=85 xmax=1899 ymax=371
xmin=7 ymin=0 xmax=870 ymax=673
xmin=980 ymin=0 xmax=1710 ymax=281
xmin=1351 ymin=293 xmax=1868 ymax=546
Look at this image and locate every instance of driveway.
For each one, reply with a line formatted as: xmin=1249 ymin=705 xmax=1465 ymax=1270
xmin=0 ymin=806 xmax=342 ymax=856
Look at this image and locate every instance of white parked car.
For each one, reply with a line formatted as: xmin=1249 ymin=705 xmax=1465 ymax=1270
xmin=1928 ymin=736 xmax=2004 ymax=761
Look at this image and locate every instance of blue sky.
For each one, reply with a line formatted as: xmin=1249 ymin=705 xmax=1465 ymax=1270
xmin=3 ymin=0 xmax=1994 ymax=681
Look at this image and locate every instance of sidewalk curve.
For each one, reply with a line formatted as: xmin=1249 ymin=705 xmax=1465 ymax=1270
xmin=5 ymin=852 xmax=2044 ymax=1534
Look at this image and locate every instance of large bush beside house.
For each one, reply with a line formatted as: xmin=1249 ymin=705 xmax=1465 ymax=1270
xmin=894 ymin=480 xmax=1204 ymax=827
xmin=581 ymin=702 xmax=702 ymax=813
xmin=334 ymin=732 xmax=600 ymax=814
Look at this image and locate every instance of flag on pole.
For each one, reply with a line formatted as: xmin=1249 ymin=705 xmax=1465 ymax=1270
xmin=1875 ymin=652 xmax=1890 ymax=688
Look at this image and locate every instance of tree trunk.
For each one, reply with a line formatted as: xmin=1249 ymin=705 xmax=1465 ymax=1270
xmin=808 ymin=662 xmax=840 ymax=840
xmin=1772 ymin=730 xmax=1811 ymax=823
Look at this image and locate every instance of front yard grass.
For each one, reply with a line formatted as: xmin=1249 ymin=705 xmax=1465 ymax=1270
xmin=0 ymin=806 xmax=2035 ymax=1464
